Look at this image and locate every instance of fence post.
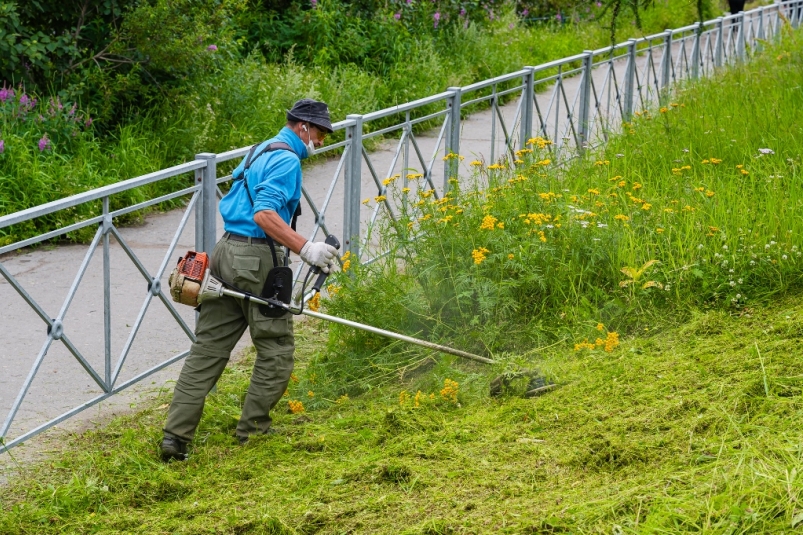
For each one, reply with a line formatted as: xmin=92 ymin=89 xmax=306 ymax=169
xmin=577 ymin=50 xmax=593 ymax=155
xmin=661 ymin=30 xmax=673 ymax=93
xmin=623 ymin=39 xmax=637 ymax=122
xmin=343 ymin=114 xmax=363 ymax=258
xmin=715 ymin=17 xmax=724 ymax=67
xmin=445 ymin=87 xmax=462 ymax=192
xmin=195 ymin=153 xmax=217 ymax=254
xmin=691 ymin=22 xmax=702 ymax=79
xmin=738 ymin=12 xmax=746 ymax=60
xmin=756 ymin=7 xmax=765 ymax=52
xmin=520 ymin=68 xmax=535 ymax=149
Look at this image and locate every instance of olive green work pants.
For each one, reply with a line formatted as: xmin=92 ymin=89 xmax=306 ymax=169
xmin=163 ymin=236 xmax=294 ymax=442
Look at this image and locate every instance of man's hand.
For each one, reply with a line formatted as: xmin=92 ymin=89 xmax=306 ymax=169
xmin=300 ymin=241 xmax=339 ymax=273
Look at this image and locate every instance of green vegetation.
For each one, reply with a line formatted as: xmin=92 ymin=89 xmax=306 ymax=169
xmin=4 ymin=296 xmax=803 ymax=533
xmin=310 ymin=26 xmax=803 ymax=402
xmin=0 ymin=0 xmax=710 ymax=245
xmin=2 ymin=9 xmax=802 ymax=535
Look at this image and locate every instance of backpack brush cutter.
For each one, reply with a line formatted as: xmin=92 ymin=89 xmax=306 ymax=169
xmin=168 ymin=235 xmax=494 ymax=365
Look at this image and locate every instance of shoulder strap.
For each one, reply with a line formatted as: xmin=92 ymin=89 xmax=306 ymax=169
xmin=235 ymin=142 xmax=299 ymax=207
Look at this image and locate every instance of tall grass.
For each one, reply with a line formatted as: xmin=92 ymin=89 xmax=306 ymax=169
xmin=309 ymin=27 xmax=803 ymax=401
xmin=0 ymin=0 xmax=707 ymax=244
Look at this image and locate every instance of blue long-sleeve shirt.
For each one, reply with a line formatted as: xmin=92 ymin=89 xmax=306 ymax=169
xmin=220 ymin=127 xmax=309 ymax=237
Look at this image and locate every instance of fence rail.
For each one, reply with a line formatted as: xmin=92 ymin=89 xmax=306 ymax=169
xmin=1 ymin=0 xmax=801 ymax=453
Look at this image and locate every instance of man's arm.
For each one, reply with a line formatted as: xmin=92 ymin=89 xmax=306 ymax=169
xmin=253 ymin=210 xmax=306 ymax=253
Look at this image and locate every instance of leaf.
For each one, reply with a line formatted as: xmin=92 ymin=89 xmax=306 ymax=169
xmin=641 ymin=259 xmax=660 ymax=271
xmin=791 ymin=510 xmax=803 ymax=528
xmin=620 ymin=267 xmax=637 ymax=279
xmin=619 ymin=280 xmax=633 ymax=288
xmin=642 ymin=280 xmax=663 ymax=290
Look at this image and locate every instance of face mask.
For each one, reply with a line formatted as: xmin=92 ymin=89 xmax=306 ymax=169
xmin=303 ymin=124 xmax=316 ymax=157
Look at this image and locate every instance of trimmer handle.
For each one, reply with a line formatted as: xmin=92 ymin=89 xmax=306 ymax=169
xmin=311 ymin=234 xmax=341 ymax=292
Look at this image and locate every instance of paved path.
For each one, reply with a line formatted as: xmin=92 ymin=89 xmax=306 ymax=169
xmin=0 ymin=36 xmax=693 ymax=474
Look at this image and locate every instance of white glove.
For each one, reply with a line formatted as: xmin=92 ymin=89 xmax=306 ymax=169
xmin=300 ymin=241 xmax=339 ymax=273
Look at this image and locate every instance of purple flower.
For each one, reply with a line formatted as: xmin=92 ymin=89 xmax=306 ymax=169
xmin=311 ymin=0 xmax=317 ymax=6
xmin=521 ymin=8 xmax=529 ymax=16
xmin=460 ymin=7 xmax=466 ymax=16
xmin=406 ymin=0 xmax=412 ymax=4
xmin=433 ymin=11 xmax=440 ymax=27
xmin=0 ymin=140 xmax=4 ymax=154
xmin=206 ymin=44 xmax=218 ymax=51
xmin=0 ymin=87 xmax=13 ymax=103
xmin=85 ymin=117 xmax=93 ymax=128
xmin=38 ymin=135 xmax=50 ymax=152
xmin=556 ymin=12 xmax=562 ymax=21
xmin=394 ymin=12 xmax=401 ymax=19
xmin=19 ymin=94 xmax=30 ymax=107
xmin=509 ymin=22 xmax=514 ymax=29
xmin=596 ymin=1 xmax=602 ymax=6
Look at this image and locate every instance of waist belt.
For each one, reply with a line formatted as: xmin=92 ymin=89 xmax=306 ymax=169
xmin=223 ymin=232 xmax=273 ymax=245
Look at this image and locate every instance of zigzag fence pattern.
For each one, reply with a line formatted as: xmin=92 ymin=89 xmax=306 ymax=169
xmin=0 ymin=1 xmax=801 ymax=453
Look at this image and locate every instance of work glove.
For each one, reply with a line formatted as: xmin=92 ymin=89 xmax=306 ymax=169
xmin=300 ymin=240 xmax=339 ymax=273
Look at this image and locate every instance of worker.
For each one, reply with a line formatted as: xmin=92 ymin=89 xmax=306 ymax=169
xmin=160 ymin=99 xmax=338 ymax=461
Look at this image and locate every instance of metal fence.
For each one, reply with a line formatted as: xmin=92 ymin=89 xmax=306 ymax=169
xmin=1 ymin=1 xmax=800 ymax=453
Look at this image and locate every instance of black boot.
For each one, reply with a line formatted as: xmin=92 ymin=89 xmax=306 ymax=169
xmin=160 ymin=436 xmax=188 ymax=462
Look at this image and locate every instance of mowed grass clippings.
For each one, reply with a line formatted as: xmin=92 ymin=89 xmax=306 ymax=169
xmin=3 ymin=301 xmax=803 ymax=533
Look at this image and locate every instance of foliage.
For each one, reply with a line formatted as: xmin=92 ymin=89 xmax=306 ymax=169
xmin=5 ymin=296 xmax=803 ymax=532
xmin=312 ymin=29 xmax=803 ymax=398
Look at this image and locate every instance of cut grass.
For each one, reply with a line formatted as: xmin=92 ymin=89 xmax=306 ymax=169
xmin=2 ymin=298 xmax=803 ymax=533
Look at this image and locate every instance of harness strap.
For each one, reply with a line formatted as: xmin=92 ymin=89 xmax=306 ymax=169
xmin=233 ymin=141 xmax=302 ymax=266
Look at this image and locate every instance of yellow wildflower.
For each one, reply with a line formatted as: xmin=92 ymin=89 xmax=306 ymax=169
xmin=706 ymin=190 xmax=715 ymax=197
xmin=307 ymin=293 xmax=321 ymax=312
xmin=641 ymin=203 xmax=652 ymax=211
xmin=288 ymin=400 xmax=305 ymax=414
xmin=588 ymin=188 xmax=600 ymax=195
xmin=656 ymin=228 xmax=665 ymax=233
xmin=402 ymin=187 xmax=411 ymax=193
xmin=362 ymin=198 xmax=370 ymax=204
xmin=632 ymin=182 xmax=642 ymax=190
xmin=614 ymin=214 xmax=630 ymax=221
xmin=374 ymin=195 xmax=387 ymax=203
xmin=480 ymin=215 xmax=498 ymax=230
xmin=596 ymin=323 xmax=605 ymax=331
xmin=472 ymin=247 xmax=490 ymax=265
xmin=508 ymin=253 xmax=515 ymax=260
xmin=470 ymin=160 xmax=483 ymax=167
xmin=399 ymin=390 xmax=409 ymax=406
xmin=538 ymin=231 xmax=547 ymax=243
xmin=307 ymin=390 xmax=315 ymax=398
xmin=440 ymin=379 xmax=459 ymax=403
xmin=604 ymin=331 xmax=620 ymax=352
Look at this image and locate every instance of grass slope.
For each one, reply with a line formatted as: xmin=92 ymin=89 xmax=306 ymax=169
xmin=3 ymin=299 xmax=803 ymax=534
xmin=3 ymin=17 xmax=803 ymax=535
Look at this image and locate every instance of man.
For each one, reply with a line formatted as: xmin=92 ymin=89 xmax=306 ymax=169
xmin=160 ymin=99 xmax=338 ymax=461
